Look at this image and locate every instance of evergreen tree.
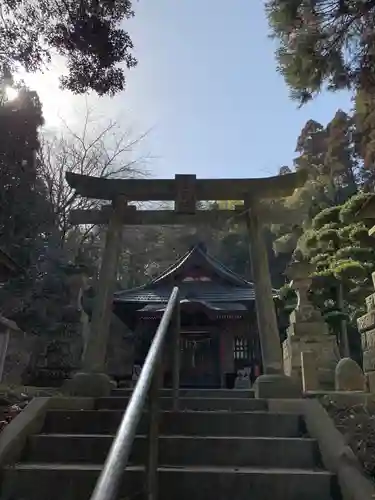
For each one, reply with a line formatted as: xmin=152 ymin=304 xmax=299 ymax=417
xmin=298 ymin=194 xmax=375 ymax=335
xmin=325 ymin=110 xmax=358 ymax=201
xmin=0 ymin=0 xmax=136 ymax=95
xmin=272 ymin=112 xmax=360 ymax=257
xmin=353 ymin=90 xmax=375 ymax=189
xmin=266 ymin=0 xmax=375 ymax=104
xmin=0 ymin=77 xmax=54 ymax=267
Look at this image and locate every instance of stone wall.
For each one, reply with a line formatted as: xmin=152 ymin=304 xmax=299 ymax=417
xmin=357 ymin=272 xmax=375 ymax=391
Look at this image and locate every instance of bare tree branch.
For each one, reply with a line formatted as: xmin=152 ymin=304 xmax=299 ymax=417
xmin=37 ymin=104 xmax=150 ymax=255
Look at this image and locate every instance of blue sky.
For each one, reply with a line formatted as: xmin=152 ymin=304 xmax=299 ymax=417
xmin=27 ymin=0 xmax=353 ymax=180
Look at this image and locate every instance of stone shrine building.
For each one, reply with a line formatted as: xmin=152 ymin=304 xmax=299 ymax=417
xmin=113 ymin=243 xmax=278 ymax=389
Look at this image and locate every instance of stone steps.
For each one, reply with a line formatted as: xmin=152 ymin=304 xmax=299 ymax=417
xmin=42 ymin=409 xmax=304 ymax=437
xmin=0 ymin=391 xmax=335 ymax=500
xmin=95 ymin=396 xmax=267 ymax=411
xmin=23 ymin=434 xmax=320 ymax=469
xmin=2 ymin=463 xmax=333 ymax=500
xmin=113 ymin=388 xmax=255 ymax=399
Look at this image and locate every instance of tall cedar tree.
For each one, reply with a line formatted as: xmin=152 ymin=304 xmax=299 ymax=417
xmin=266 ymin=0 xmax=375 ymax=104
xmin=0 ymin=79 xmax=54 ymax=267
xmin=325 ymin=110 xmax=358 ymax=199
xmin=0 ymin=0 xmax=136 ymax=95
xmin=354 ymin=90 xmax=375 ymax=188
xmin=273 ymin=111 xmax=360 ymax=254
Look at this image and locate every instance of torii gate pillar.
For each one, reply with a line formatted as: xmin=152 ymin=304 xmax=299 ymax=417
xmin=244 ymin=196 xmax=282 ymax=374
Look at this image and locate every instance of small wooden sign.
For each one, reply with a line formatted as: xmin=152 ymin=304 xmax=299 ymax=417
xmin=174 ymin=174 xmax=197 ymax=214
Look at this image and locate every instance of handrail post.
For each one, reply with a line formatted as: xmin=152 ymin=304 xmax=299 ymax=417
xmin=146 ymin=355 xmax=163 ymax=500
xmin=172 ymin=294 xmax=181 ymax=411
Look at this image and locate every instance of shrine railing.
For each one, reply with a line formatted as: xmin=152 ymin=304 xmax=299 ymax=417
xmin=89 ymin=287 xmax=181 ymax=500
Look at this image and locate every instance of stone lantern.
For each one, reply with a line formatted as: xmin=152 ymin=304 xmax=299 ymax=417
xmin=285 ymin=260 xmax=327 ymax=335
xmin=282 ymin=259 xmax=339 ymax=390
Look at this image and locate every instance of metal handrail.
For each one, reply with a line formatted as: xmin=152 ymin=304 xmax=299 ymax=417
xmin=89 ymin=286 xmax=180 ymax=500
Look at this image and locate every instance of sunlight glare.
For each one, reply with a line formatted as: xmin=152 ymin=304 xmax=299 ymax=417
xmin=5 ymin=86 xmax=19 ymax=101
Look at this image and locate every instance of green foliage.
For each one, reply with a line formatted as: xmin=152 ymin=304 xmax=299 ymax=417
xmin=339 ymin=192 xmax=373 ymax=223
xmin=333 ymin=260 xmax=368 ymax=281
xmin=349 ymin=224 xmax=372 ymax=244
xmin=336 ymin=246 xmax=375 ymax=261
xmin=0 ymin=0 xmax=137 ymax=95
xmin=312 ymin=206 xmax=341 ymax=229
xmin=273 ymin=232 xmax=299 ymax=254
xmin=279 ymin=283 xmax=296 ymax=302
xmin=266 ymin=0 xmax=375 ymax=104
xmin=354 ymin=91 xmax=375 ymax=182
xmin=317 ymin=226 xmax=340 ymax=244
xmin=324 ymin=309 xmax=349 ymax=324
xmin=296 ymin=191 xmax=375 ymax=330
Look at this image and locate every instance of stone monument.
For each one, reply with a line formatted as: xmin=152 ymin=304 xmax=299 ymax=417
xmin=335 ymin=357 xmax=365 ymax=392
xmin=282 ymin=259 xmax=339 ymax=390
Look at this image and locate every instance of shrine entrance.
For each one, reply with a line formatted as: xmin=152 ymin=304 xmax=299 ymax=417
xmin=66 ymin=170 xmax=306 ymax=382
xmin=180 ymin=330 xmax=220 ymax=388
xmin=112 ymin=243 xmax=265 ymax=388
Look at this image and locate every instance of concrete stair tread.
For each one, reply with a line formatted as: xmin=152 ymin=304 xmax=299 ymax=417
xmin=101 ymin=397 xmax=262 ymax=401
xmin=42 ymin=409 xmax=303 ymax=437
xmin=95 ymin=396 xmax=267 ymax=411
xmin=10 ymin=463 xmax=331 ymax=475
xmin=112 ymin=389 xmax=255 ymax=398
xmin=24 ymin=432 xmax=319 ymax=469
xmin=4 ymin=462 xmax=334 ymax=500
xmin=49 ymin=409 xmax=295 ymax=415
xmin=34 ymin=433 xmax=315 ymax=442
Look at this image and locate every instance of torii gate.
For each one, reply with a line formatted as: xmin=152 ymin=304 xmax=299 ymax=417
xmin=65 ymin=170 xmax=306 ymax=397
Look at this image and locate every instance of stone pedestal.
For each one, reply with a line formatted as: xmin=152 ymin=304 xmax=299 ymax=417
xmin=357 ymin=272 xmax=375 ymax=391
xmin=282 ymin=261 xmax=339 ymax=390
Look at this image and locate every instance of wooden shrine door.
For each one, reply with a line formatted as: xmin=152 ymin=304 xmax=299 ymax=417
xmin=179 ymin=330 xmax=220 ymax=388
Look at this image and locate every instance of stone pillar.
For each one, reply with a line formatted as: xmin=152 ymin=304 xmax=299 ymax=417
xmin=82 ymin=197 xmax=125 ymax=373
xmin=244 ymin=197 xmax=282 ymax=375
xmin=64 ymin=197 xmax=126 ymax=396
xmin=244 ymin=198 xmax=300 ymax=399
xmin=282 ymin=260 xmax=339 ymax=390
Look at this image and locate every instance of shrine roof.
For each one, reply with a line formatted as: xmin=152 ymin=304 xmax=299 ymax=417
xmin=114 ymin=243 xmax=278 ymax=304
xmin=137 ymin=300 xmax=248 ymax=313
